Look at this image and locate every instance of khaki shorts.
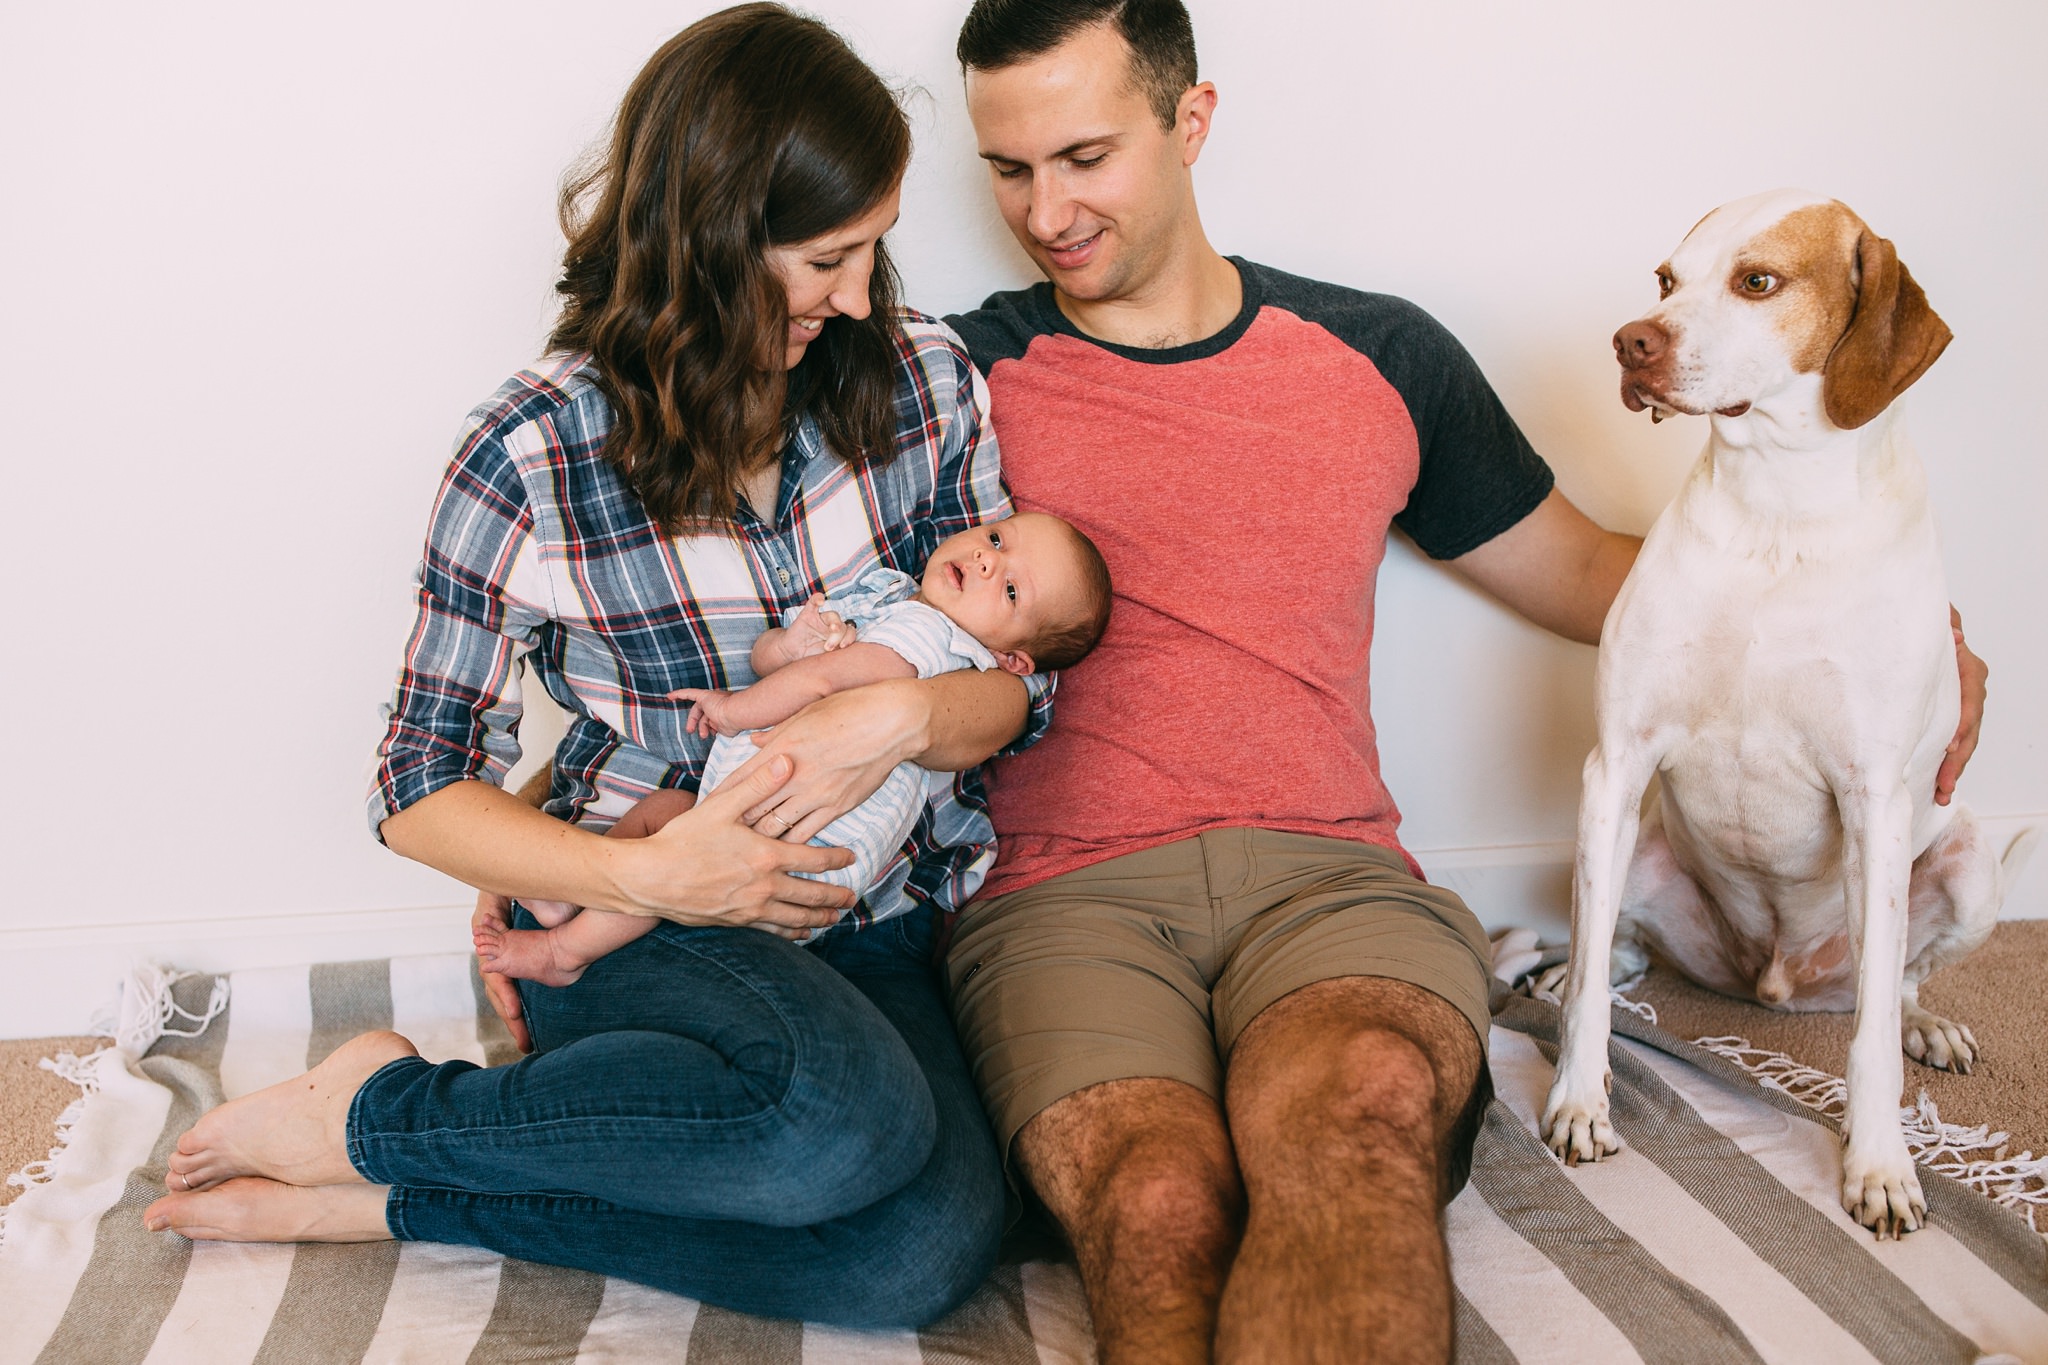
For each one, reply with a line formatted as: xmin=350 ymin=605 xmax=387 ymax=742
xmin=945 ymin=829 xmax=1495 ymax=1198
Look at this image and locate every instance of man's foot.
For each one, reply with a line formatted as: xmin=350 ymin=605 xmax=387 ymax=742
xmin=166 ymin=1031 xmax=418 ymax=1192
xmin=474 ymin=922 xmax=590 ymax=987
xmin=145 ymin=1177 xmax=394 ymax=1243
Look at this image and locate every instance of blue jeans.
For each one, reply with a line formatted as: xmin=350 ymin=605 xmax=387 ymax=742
xmin=346 ymin=908 xmax=1005 ymax=1328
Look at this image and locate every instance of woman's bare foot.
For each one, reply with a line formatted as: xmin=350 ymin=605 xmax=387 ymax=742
xmin=144 ymin=1176 xmax=393 ymax=1243
xmin=474 ymin=921 xmax=591 ymax=988
xmin=166 ymin=1030 xmax=418 ymax=1193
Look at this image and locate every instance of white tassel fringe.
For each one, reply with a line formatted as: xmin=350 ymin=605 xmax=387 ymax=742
xmin=1695 ymin=1035 xmax=2048 ymax=1234
xmin=89 ymin=963 xmax=228 ymax=1059
xmin=0 ymin=1049 xmax=105 ymax=1244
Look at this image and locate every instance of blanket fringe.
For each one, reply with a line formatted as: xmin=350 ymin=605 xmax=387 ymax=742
xmin=89 ymin=963 xmax=228 ymax=1059
xmin=0 ymin=1049 xmax=106 ymax=1248
xmin=1694 ymin=1035 xmax=2048 ymax=1234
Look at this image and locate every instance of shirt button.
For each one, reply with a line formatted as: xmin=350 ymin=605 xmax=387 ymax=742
xmin=776 ymin=568 xmax=790 ymax=586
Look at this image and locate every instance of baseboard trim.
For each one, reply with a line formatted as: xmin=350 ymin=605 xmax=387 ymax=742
xmin=5 ymin=814 xmax=2042 ymax=1040
xmin=1 ymin=904 xmax=476 ymax=1040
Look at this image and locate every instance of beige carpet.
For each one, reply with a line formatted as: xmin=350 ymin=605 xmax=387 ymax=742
xmin=3 ymin=924 xmax=2044 ymax=1203
xmin=0 ymin=1035 xmax=100 ymax=1209
xmin=1632 ymin=917 xmax=2048 ymax=1162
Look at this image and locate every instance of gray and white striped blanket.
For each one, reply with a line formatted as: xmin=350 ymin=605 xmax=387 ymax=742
xmin=2 ymin=955 xmax=2043 ymax=1364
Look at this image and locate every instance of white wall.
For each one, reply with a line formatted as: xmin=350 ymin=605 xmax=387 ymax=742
xmin=4 ymin=1 xmax=2042 ymax=1035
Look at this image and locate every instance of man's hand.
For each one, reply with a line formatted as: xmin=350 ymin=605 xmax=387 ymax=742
xmin=671 ymin=687 xmax=740 ymax=738
xmin=1936 ymin=606 xmax=1988 ymax=806
xmin=471 ymin=893 xmax=533 ymax=1054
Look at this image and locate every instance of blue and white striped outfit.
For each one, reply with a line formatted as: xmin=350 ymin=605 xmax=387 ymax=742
xmin=697 ymin=567 xmax=1001 ymax=937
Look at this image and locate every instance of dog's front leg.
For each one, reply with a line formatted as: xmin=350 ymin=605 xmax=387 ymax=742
xmin=1839 ymin=783 xmax=1924 ymax=1237
xmin=1544 ymin=741 xmax=1658 ymax=1165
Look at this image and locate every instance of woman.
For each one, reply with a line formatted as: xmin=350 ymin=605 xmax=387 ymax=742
xmin=142 ymin=4 xmax=1033 ymax=1328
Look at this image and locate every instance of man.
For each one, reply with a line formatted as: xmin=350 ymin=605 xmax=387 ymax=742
xmin=937 ymin=3 xmax=1986 ymax=1362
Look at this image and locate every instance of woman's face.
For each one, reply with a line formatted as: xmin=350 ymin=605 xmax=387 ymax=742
xmin=764 ymin=184 xmax=903 ymax=371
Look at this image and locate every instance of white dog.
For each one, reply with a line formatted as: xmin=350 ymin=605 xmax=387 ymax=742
xmin=1541 ymin=189 xmax=2034 ymax=1238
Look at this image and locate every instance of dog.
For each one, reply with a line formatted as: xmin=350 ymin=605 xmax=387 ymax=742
xmin=1540 ymin=188 xmax=2036 ymax=1238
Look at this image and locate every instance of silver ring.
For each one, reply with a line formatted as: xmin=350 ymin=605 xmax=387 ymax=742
xmin=176 ymin=1171 xmax=190 ymax=1191
xmin=760 ymin=813 xmax=790 ymax=834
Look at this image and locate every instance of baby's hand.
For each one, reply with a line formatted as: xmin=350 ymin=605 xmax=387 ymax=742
xmin=786 ymin=594 xmax=856 ymax=657
xmin=668 ymin=687 xmax=740 ymax=737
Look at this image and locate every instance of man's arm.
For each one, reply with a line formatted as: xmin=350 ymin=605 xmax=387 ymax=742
xmin=674 ymin=643 xmax=918 ymax=737
xmin=1445 ymin=489 xmax=1640 ymax=645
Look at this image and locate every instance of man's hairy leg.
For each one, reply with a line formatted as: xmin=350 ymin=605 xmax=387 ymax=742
xmin=1015 ymin=1078 xmax=1244 ymax=1365
xmin=1217 ymin=977 xmax=1483 ymax=1365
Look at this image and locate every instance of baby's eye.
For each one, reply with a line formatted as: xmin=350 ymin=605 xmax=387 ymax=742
xmin=988 ymin=530 xmax=1004 ymax=549
xmin=1005 ymin=582 xmax=1017 ymax=603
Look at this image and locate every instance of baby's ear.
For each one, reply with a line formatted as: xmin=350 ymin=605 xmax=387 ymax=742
xmin=994 ymin=648 xmax=1035 ymax=676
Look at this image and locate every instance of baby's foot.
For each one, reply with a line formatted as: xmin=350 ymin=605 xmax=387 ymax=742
xmin=166 ymin=1031 xmax=417 ymax=1192
xmin=145 ymin=1176 xmax=393 ymax=1243
xmin=518 ymin=897 xmax=580 ymax=929
xmin=475 ymin=924 xmax=591 ymax=988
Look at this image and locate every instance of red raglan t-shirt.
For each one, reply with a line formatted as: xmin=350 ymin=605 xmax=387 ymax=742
xmin=947 ymin=259 xmax=1554 ymax=901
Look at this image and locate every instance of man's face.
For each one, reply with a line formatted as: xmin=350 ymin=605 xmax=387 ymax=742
xmin=964 ymin=23 xmax=1200 ymax=305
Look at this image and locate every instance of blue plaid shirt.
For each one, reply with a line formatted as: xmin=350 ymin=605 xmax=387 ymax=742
xmin=370 ymin=314 xmax=1053 ymax=927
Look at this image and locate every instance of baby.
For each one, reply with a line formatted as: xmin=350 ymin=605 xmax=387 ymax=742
xmin=476 ymin=511 xmax=1112 ymax=985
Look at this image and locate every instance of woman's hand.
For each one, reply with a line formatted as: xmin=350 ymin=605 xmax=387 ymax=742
xmin=729 ymin=680 xmax=929 ymax=843
xmin=604 ymin=755 xmax=855 ymax=931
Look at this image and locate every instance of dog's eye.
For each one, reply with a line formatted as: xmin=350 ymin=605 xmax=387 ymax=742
xmin=1656 ymin=270 xmax=1675 ymax=298
xmin=1741 ymin=272 xmax=1779 ymax=295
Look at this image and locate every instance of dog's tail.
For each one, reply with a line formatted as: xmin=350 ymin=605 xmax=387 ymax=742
xmin=2000 ymin=826 xmax=2043 ymax=890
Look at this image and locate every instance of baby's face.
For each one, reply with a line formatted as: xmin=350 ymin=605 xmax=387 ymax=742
xmin=919 ymin=513 xmax=1081 ymax=668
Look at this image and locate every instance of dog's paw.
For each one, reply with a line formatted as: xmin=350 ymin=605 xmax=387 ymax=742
xmin=1542 ymin=1073 xmax=1622 ymax=1166
xmin=1841 ymin=1139 xmax=1926 ymax=1239
xmin=1902 ymin=1003 xmax=1979 ymax=1074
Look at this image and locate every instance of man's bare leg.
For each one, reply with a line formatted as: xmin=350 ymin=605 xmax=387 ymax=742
xmin=1217 ymin=977 xmax=1483 ymax=1365
xmin=1015 ymin=1078 xmax=1243 ymax=1365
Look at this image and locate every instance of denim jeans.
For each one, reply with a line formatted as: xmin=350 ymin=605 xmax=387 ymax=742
xmin=347 ymin=908 xmax=1005 ymax=1328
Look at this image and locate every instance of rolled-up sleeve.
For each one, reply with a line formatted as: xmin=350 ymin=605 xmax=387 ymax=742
xmin=367 ymin=423 xmax=552 ymax=840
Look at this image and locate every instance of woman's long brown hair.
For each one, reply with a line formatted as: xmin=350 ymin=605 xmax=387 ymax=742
xmin=549 ymin=4 xmax=911 ymax=529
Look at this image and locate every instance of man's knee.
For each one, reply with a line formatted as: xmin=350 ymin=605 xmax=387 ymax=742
xmin=1017 ymin=1079 xmax=1243 ymax=1254
xmin=1230 ymin=978 xmax=1483 ymax=1159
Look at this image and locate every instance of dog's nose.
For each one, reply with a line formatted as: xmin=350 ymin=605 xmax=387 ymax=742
xmin=1613 ymin=320 xmax=1669 ymax=370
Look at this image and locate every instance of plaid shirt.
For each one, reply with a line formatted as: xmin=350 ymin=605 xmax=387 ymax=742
xmin=369 ymin=315 xmax=1052 ymax=927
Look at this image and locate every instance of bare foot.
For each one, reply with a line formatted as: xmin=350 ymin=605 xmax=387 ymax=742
xmin=145 ymin=1176 xmax=393 ymax=1243
xmin=166 ymin=1030 xmax=418 ymax=1193
xmin=517 ymin=897 xmax=580 ymax=929
xmin=475 ymin=922 xmax=591 ymax=988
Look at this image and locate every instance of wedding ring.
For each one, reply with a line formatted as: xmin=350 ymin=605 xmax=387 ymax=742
xmin=761 ymin=813 xmax=790 ymax=834
xmin=176 ymin=1171 xmax=190 ymax=1191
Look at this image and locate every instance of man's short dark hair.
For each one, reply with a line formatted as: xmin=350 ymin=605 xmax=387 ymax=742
xmin=957 ymin=0 xmax=1197 ymax=132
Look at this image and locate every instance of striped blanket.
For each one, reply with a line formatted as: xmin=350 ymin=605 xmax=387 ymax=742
xmin=2 ymin=956 xmax=2043 ymax=1364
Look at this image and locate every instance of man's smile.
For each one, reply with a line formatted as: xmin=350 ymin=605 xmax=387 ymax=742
xmin=1043 ymin=231 xmax=1103 ymax=269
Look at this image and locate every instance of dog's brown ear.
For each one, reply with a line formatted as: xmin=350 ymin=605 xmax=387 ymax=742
xmin=1822 ymin=230 xmax=1953 ymax=430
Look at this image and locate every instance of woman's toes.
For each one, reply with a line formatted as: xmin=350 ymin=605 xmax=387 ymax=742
xmin=144 ymin=1178 xmax=393 ymax=1243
